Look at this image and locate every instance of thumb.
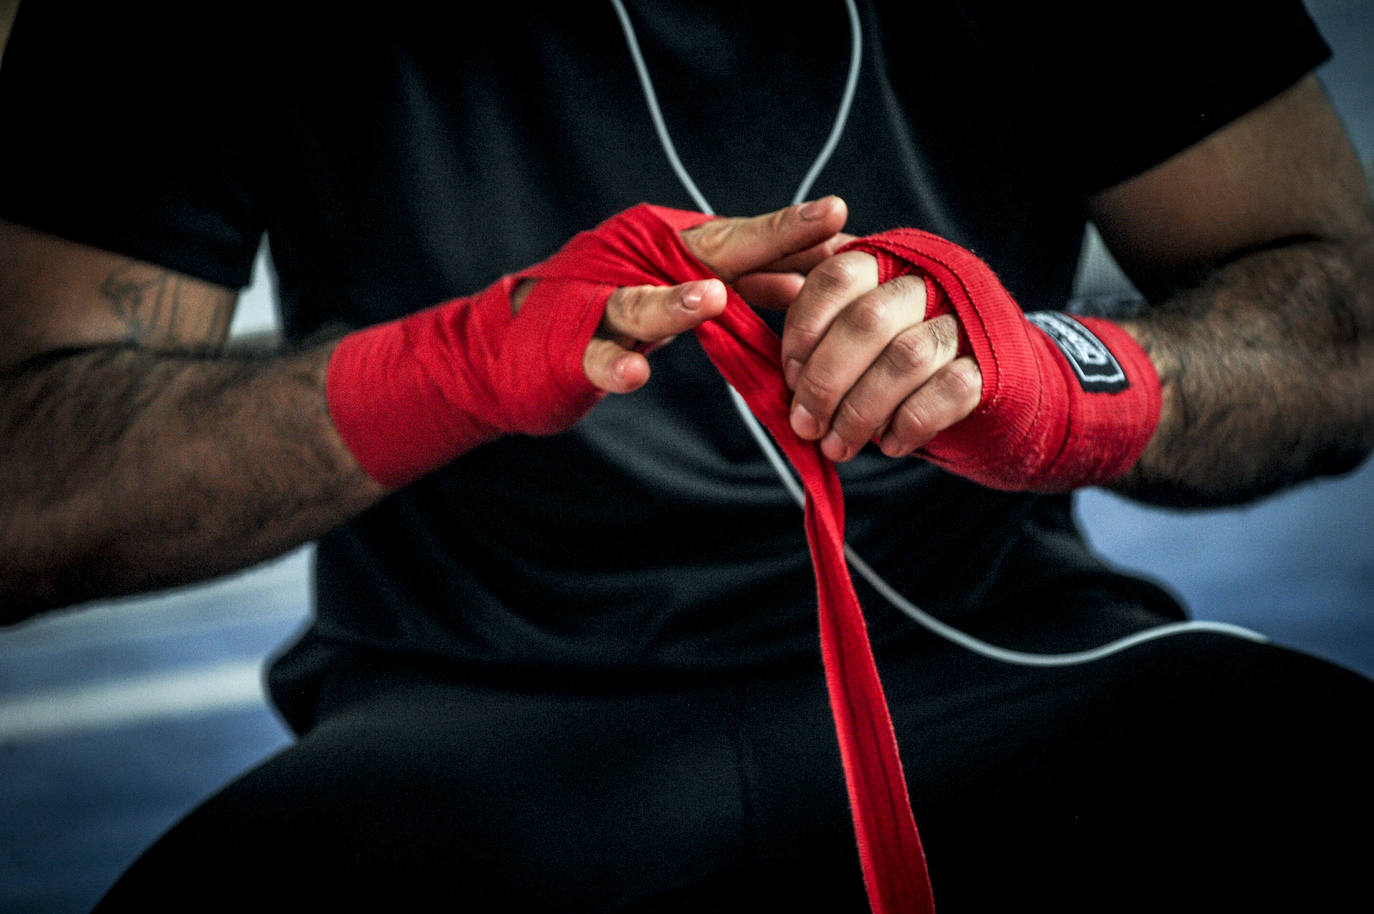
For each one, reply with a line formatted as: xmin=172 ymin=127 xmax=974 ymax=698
xmin=682 ymin=196 xmax=848 ymax=282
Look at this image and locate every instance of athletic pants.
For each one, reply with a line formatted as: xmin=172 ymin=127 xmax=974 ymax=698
xmin=94 ymin=630 xmax=1374 ymax=912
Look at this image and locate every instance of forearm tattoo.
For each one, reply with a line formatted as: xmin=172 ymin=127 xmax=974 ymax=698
xmin=98 ymin=262 xmax=234 ymax=349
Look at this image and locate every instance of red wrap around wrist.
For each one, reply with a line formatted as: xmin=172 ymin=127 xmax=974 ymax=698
xmin=843 ymin=229 xmax=1162 ymax=492
xmin=325 ymin=250 xmax=615 ymax=489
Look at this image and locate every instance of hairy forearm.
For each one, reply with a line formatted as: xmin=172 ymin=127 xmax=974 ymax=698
xmin=1111 ymin=234 xmax=1374 ymax=506
xmin=0 ymin=342 xmax=385 ymax=621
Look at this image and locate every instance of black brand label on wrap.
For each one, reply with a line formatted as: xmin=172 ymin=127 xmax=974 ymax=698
xmin=1026 ymin=312 xmax=1129 ymax=393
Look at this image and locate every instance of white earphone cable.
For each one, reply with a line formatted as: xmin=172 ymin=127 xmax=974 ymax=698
xmin=609 ymin=0 xmax=1267 ymax=665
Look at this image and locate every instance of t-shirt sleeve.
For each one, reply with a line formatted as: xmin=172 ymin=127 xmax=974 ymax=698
xmin=0 ymin=0 xmax=266 ymax=289
xmin=966 ymin=0 xmax=1333 ymax=195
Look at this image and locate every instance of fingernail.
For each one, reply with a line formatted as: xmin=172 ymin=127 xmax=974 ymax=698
xmin=798 ymin=197 xmax=832 ymax=221
xmin=881 ymin=432 xmax=916 ymax=459
xmin=681 ymin=286 xmax=703 ymax=311
xmin=784 ymin=358 xmax=803 ymax=389
xmin=821 ymin=431 xmax=846 ymax=462
xmin=791 ymin=402 xmax=820 ymax=439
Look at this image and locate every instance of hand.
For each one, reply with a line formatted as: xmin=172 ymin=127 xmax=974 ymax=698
xmin=327 ymin=199 xmax=849 ymax=489
xmin=514 ymin=196 xmax=851 ymax=395
xmin=778 ymin=247 xmax=983 ymax=462
xmin=807 ymin=228 xmax=1161 ymax=492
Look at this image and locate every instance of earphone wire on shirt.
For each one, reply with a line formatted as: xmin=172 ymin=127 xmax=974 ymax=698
xmin=608 ymin=0 xmax=1267 ymax=666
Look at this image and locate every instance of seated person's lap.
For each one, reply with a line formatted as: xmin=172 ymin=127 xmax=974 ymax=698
xmin=95 ymin=633 xmax=1374 ymax=912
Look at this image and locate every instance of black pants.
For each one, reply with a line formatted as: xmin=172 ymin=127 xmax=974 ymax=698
xmin=95 ymin=632 xmax=1374 ymax=912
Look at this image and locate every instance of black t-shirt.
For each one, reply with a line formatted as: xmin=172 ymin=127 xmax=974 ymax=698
xmin=0 ymin=1 xmax=1330 ymax=732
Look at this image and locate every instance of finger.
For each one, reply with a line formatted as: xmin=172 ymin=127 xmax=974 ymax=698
xmin=779 ymin=250 xmax=880 ymax=390
xmin=876 ymin=355 xmax=983 ymax=458
xmin=736 ymin=232 xmax=862 ymax=310
xmin=789 ymin=272 xmax=927 ymax=442
xmin=752 ymin=231 xmax=857 ymax=277
xmin=817 ymin=314 xmax=963 ymax=462
xmin=583 ymin=337 xmax=650 ymax=394
xmin=733 ymin=272 xmax=806 ymax=309
xmin=681 ymin=196 xmax=848 ymax=282
xmin=601 ymin=278 xmax=727 ymax=346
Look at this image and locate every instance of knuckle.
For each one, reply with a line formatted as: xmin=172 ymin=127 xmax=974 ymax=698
xmin=810 ymin=254 xmax=867 ymax=298
xmin=893 ymin=397 xmax=938 ymax=447
xmin=797 ymin=362 xmax=843 ymax=406
xmin=940 ymin=358 xmax=983 ymax=404
xmin=880 ymin=328 xmax=936 ymax=376
xmin=833 ymin=394 xmax=878 ymax=436
xmin=927 ymin=313 xmax=961 ymax=356
xmin=784 ymin=323 xmax=824 ymax=355
xmin=889 ymin=274 xmax=927 ymax=312
xmin=685 ymin=222 xmax=727 ymax=260
xmin=604 ymin=285 xmax=634 ymax=321
xmin=835 ymin=271 xmax=923 ymax=339
xmin=839 ymin=293 xmax=894 ymax=336
xmin=766 ymin=206 xmax=789 ymax=237
xmin=611 ymin=285 xmax=656 ymax=332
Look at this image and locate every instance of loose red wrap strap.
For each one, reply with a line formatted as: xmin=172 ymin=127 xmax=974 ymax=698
xmin=702 ymin=270 xmax=937 ymax=914
xmin=565 ymin=205 xmax=934 ymax=913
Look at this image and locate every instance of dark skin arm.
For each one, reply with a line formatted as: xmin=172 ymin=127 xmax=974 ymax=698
xmin=1098 ymin=76 xmax=1374 ymax=505
xmin=0 ymin=200 xmax=849 ymax=623
xmin=778 ymin=76 xmax=1374 ymax=506
xmin=0 ymin=225 xmax=383 ymax=618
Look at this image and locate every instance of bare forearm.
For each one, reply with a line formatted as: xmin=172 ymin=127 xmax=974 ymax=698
xmin=1111 ymin=235 xmax=1374 ymax=506
xmin=0 ymin=342 xmax=385 ymax=620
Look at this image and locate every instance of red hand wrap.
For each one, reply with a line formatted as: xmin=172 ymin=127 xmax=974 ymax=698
xmin=329 ymin=204 xmax=935 ymax=913
xmin=842 ymin=229 xmax=1162 ymax=492
xmin=326 ymin=241 xmax=618 ymax=489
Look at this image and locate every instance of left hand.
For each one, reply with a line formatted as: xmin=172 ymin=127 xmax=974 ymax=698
xmin=777 ymin=248 xmax=983 ymax=462
xmin=516 ymin=197 xmax=852 ymax=396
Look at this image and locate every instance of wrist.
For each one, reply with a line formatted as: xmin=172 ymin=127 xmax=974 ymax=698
xmin=1023 ymin=311 xmax=1162 ymax=489
xmin=325 ymin=298 xmax=501 ymax=490
xmin=325 ymin=273 xmax=608 ymax=490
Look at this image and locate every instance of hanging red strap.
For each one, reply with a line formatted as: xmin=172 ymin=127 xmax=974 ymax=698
xmin=507 ymin=204 xmax=935 ymax=912
xmin=653 ymin=208 xmax=935 ymax=913
xmin=693 ymin=276 xmax=935 ymax=914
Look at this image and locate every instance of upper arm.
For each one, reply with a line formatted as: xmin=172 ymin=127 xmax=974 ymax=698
xmin=0 ymin=219 xmax=239 ymax=370
xmin=1087 ymin=75 xmax=1374 ymax=299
